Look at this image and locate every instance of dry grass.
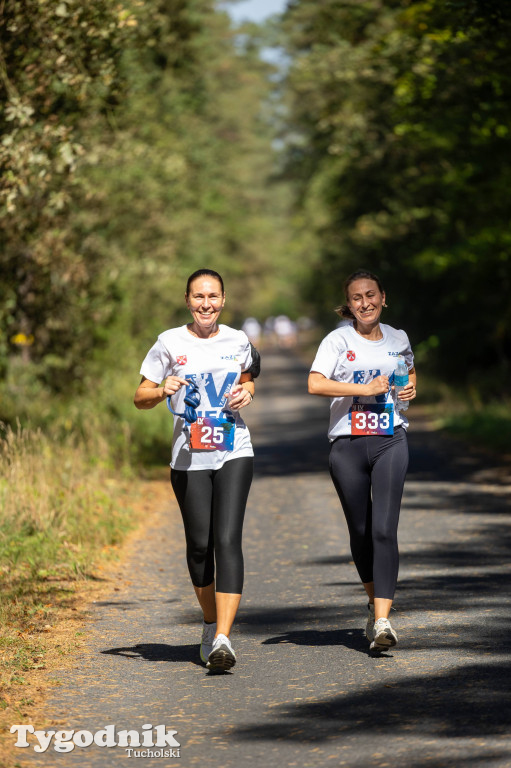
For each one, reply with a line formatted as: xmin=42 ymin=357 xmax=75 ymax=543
xmin=0 ymin=422 xmax=146 ymax=763
xmin=0 ymin=423 xmax=132 ymax=579
xmin=0 ymin=476 xmax=171 ymax=768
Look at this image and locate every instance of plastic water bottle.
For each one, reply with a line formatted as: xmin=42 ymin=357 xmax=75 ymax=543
xmin=223 ymin=387 xmax=235 ymax=412
xmin=394 ymin=355 xmax=409 ymax=411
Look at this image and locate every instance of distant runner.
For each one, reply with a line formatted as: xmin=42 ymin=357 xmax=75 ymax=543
xmin=134 ymin=269 xmax=260 ymax=672
xmin=308 ymin=270 xmax=416 ymax=652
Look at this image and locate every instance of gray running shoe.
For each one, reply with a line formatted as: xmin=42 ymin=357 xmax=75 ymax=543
xmin=206 ymin=633 xmax=236 ymax=672
xmin=365 ymin=603 xmax=375 ymax=641
xmin=370 ymin=617 xmax=398 ymax=652
xmin=200 ymin=621 xmax=216 ymax=665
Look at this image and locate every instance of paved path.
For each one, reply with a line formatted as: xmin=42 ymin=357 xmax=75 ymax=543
xmin=18 ymin=350 xmax=511 ymax=768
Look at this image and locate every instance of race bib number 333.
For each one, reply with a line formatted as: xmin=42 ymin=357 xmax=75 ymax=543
xmin=190 ymin=417 xmax=235 ymax=451
xmin=350 ymin=405 xmax=394 ymax=436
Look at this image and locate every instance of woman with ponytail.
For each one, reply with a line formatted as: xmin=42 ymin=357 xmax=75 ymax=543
xmin=308 ymin=270 xmax=416 ymax=653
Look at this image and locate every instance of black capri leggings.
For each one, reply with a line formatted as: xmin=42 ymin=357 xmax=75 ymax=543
xmin=329 ymin=428 xmax=409 ymax=600
xmin=170 ymin=457 xmax=253 ymax=594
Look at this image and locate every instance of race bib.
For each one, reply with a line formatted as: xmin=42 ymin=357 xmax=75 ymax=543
xmin=350 ymin=404 xmax=394 ymax=436
xmin=189 ymin=416 xmax=235 ymax=451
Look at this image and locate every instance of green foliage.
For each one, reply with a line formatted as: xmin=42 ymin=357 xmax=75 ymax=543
xmin=282 ymin=0 xmax=511 ymax=388
xmin=441 ymin=400 xmax=511 ymax=456
xmin=0 ymin=0 xmax=136 ymax=384
xmin=0 ymin=0 xmax=296 ymax=394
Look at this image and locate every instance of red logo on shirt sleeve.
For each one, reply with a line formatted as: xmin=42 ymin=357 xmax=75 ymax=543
xmin=177 ymin=355 xmax=187 ymax=366
xmin=347 ymin=350 xmax=356 ymax=361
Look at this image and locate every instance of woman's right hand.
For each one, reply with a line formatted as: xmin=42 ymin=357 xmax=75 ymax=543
xmin=364 ymin=374 xmax=390 ymax=396
xmin=162 ymin=376 xmax=189 ymax=397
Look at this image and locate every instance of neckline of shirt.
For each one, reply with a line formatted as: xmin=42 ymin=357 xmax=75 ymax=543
xmin=182 ymin=323 xmax=226 ymax=341
xmin=347 ymin=323 xmax=387 ymax=345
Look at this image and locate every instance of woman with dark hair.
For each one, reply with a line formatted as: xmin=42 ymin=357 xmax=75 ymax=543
xmin=134 ymin=269 xmax=260 ymax=672
xmin=308 ymin=270 xmax=416 ymax=652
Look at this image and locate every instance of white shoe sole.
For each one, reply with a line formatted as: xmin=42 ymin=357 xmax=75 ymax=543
xmin=206 ymin=646 xmax=236 ymax=672
xmin=370 ymin=628 xmax=397 ymax=651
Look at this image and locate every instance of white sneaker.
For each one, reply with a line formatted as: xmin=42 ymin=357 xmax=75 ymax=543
xmin=206 ymin=633 xmax=236 ymax=672
xmin=200 ymin=621 xmax=216 ymax=664
xmin=370 ymin=617 xmax=398 ymax=651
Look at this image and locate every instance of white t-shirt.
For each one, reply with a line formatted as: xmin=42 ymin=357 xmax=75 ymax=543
xmin=140 ymin=324 xmax=255 ymax=470
xmin=310 ymin=322 xmax=414 ymax=440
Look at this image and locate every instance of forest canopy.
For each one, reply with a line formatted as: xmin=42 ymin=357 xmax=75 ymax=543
xmin=0 ymin=0 xmax=296 ymax=391
xmin=281 ymin=0 xmax=511 ymax=387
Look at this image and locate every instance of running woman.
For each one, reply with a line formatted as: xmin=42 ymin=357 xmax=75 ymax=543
xmin=308 ymin=270 xmax=416 ymax=652
xmin=134 ymin=269 xmax=260 ymax=672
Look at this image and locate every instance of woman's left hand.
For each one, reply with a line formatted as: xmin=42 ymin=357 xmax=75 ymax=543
xmin=397 ymin=382 xmax=416 ymax=402
xmin=227 ymin=385 xmax=253 ymax=411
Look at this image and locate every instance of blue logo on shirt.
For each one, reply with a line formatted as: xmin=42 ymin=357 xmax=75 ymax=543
xmin=185 ymin=372 xmax=237 ymax=408
xmin=353 ymin=369 xmax=387 ymax=404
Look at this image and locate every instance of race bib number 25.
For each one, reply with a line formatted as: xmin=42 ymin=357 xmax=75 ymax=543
xmin=350 ymin=405 xmax=394 ymax=436
xmin=190 ymin=417 xmax=235 ymax=451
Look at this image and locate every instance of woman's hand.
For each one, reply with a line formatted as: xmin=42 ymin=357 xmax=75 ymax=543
xmin=396 ymin=381 xmax=416 ymax=402
xmin=364 ymin=375 xmax=390 ymax=397
xmin=227 ymin=384 xmax=253 ymax=411
xmin=162 ymin=376 xmax=189 ymax=397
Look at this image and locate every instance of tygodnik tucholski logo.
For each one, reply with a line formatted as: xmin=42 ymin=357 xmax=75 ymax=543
xmin=10 ymin=723 xmax=181 ymax=758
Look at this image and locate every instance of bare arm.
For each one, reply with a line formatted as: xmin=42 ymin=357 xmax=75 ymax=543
xmin=228 ymin=372 xmax=254 ymax=411
xmin=134 ymin=375 xmax=188 ymax=410
xmin=308 ymin=371 xmax=390 ymax=398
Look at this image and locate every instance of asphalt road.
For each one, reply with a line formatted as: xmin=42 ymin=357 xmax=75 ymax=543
xmin=18 ymin=349 xmax=511 ymax=768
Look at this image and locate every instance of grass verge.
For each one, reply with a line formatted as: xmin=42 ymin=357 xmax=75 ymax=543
xmin=0 ymin=422 xmax=171 ymax=766
xmin=439 ymin=401 xmax=511 ymax=458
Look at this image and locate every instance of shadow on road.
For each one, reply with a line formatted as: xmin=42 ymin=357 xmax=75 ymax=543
xmin=229 ymin=661 xmax=511 ymax=742
xmin=263 ymin=627 xmax=370 ymax=654
xmin=101 ymin=642 xmax=202 ymax=666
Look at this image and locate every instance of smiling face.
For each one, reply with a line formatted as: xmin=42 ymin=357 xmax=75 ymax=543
xmin=346 ymin=278 xmax=385 ymax=329
xmin=185 ymin=275 xmax=225 ymax=335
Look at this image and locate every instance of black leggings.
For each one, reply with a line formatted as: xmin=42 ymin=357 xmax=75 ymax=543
xmin=170 ymin=457 xmax=253 ymax=594
xmin=329 ymin=428 xmax=409 ymax=600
